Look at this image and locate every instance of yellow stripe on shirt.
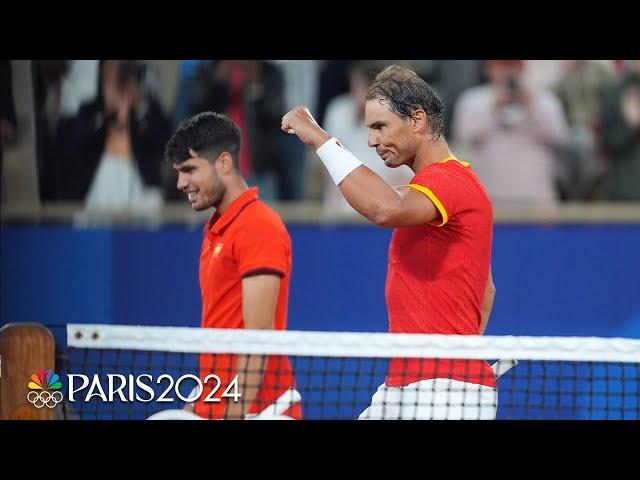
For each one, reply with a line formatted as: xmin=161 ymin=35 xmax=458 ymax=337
xmin=403 ymin=184 xmax=449 ymax=227
xmin=440 ymin=155 xmax=471 ymax=167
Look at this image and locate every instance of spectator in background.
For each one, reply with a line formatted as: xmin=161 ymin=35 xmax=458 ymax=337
xmin=271 ymin=60 xmax=320 ymax=201
xmin=554 ymin=60 xmax=616 ymax=200
xmin=322 ymin=61 xmax=413 ymax=216
xmin=32 ymin=60 xmax=70 ymax=201
xmin=600 ymin=60 xmax=640 ymax=201
xmin=31 ymin=60 xmax=102 ymax=202
xmin=172 ymin=60 xmax=204 ymax=129
xmin=432 ymin=60 xmax=484 ymax=138
xmin=62 ymin=60 xmax=171 ymax=211
xmin=522 ymin=60 xmax=565 ymax=92
xmin=452 ymin=60 xmax=569 ymax=206
xmin=1 ymin=60 xmax=17 ymax=195
xmin=184 ymin=61 xmax=297 ymax=201
xmin=59 ymin=60 xmax=100 ymax=119
xmin=315 ymin=60 xmax=354 ymax=128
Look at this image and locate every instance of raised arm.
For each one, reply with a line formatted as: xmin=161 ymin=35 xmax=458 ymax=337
xmin=281 ymin=107 xmax=439 ymax=227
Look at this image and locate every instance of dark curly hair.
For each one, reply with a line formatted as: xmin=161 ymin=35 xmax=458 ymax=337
xmin=165 ymin=111 xmax=241 ymax=169
xmin=366 ymin=65 xmax=445 ymax=140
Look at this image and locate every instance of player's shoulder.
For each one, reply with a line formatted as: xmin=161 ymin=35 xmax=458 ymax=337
xmin=241 ymin=199 xmax=290 ymax=235
xmin=413 ymin=159 xmax=490 ymax=201
xmin=414 ymin=158 xmax=473 ymax=181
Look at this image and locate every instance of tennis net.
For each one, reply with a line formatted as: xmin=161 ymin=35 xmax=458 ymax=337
xmin=61 ymin=324 xmax=640 ymax=420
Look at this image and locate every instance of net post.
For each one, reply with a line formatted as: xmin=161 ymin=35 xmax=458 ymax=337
xmin=0 ymin=323 xmax=56 ymax=420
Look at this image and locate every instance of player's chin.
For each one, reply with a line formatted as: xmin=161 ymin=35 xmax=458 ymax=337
xmin=191 ymin=200 xmax=206 ymax=211
xmin=384 ymin=158 xmax=400 ymax=168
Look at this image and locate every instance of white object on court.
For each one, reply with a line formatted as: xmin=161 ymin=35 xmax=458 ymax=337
xmin=491 ymin=359 xmax=519 ymax=378
xmin=359 ymin=360 xmax=519 ymax=420
xmin=358 ymin=378 xmax=498 ymax=420
xmin=248 ymin=387 xmax=302 ymax=420
xmin=146 ymin=409 xmax=205 ymax=420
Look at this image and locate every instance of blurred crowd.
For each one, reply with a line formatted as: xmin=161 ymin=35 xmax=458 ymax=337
xmin=1 ymin=59 xmax=639 ymax=214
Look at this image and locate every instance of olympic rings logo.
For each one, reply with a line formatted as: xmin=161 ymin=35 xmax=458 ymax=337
xmin=27 ymin=390 xmax=63 ymax=409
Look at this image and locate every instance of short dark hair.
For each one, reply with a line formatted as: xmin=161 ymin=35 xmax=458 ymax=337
xmin=366 ymin=65 xmax=445 ymax=140
xmin=165 ymin=111 xmax=241 ymax=169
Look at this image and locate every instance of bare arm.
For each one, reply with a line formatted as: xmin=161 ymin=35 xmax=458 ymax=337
xmin=338 ymin=167 xmax=439 ymax=227
xmin=225 ymin=274 xmax=280 ymax=420
xmin=281 ymin=107 xmax=439 ymax=227
xmin=479 ymin=269 xmax=496 ymax=335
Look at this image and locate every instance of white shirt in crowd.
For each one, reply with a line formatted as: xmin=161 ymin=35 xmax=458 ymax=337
xmin=453 ymin=85 xmax=569 ymax=206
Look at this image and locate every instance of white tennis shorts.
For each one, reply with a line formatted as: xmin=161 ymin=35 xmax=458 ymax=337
xmin=358 ymin=378 xmax=497 ymax=420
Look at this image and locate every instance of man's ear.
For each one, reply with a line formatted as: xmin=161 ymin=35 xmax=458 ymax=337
xmin=411 ymin=109 xmax=428 ymax=132
xmin=215 ymin=152 xmax=234 ymax=174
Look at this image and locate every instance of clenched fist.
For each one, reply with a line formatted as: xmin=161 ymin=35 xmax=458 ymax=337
xmin=281 ymin=106 xmax=331 ymax=149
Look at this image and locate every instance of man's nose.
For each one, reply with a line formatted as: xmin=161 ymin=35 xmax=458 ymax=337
xmin=368 ymin=130 xmax=379 ymax=148
xmin=176 ymin=173 xmax=187 ymax=191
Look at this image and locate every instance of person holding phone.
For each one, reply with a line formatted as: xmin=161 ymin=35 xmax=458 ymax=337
xmin=452 ymin=60 xmax=569 ymax=206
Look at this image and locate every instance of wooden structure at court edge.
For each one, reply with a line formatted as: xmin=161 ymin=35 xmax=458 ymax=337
xmin=0 ymin=323 xmax=56 ymax=420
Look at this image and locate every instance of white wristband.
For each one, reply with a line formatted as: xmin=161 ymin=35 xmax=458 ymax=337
xmin=316 ymin=137 xmax=363 ymax=186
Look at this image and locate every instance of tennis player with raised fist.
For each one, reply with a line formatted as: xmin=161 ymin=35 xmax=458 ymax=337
xmin=282 ymin=65 xmax=498 ymax=420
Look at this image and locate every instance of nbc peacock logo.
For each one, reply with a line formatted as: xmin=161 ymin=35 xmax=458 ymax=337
xmin=27 ymin=369 xmax=64 ymax=409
